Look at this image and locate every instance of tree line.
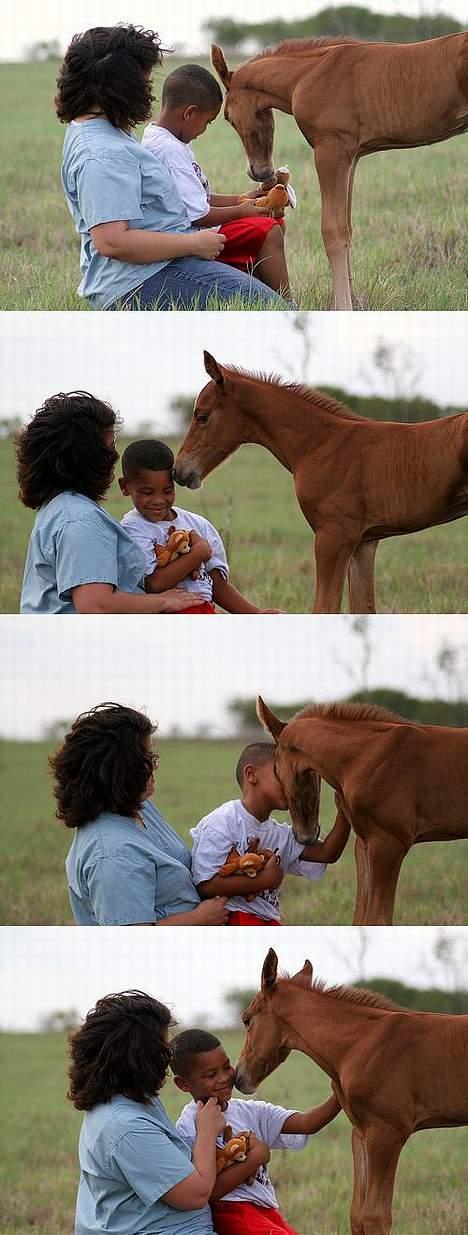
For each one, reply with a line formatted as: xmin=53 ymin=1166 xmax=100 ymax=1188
xmin=228 ymin=687 xmax=468 ymax=734
xmin=203 ymin=6 xmax=463 ymax=51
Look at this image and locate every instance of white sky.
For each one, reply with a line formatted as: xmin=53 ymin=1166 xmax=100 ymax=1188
xmin=1 ymin=1 xmax=466 ymax=61
xmin=1 ymin=313 xmax=467 ymax=432
xmin=1 ymin=615 xmax=467 ymax=740
xmin=0 ymin=927 xmax=466 ymax=1030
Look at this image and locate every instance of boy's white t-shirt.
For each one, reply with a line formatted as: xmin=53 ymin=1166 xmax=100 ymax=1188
xmin=176 ymin=1097 xmax=308 ymax=1209
xmin=142 ymin=124 xmax=216 ymax=227
xmin=190 ymin=799 xmax=326 ymax=921
xmin=120 ymin=506 xmax=229 ymax=603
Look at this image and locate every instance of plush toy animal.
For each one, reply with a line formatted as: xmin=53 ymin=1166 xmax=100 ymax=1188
xmin=239 ymin=166 xmax=297 ymax=211
xmin=154 ymin=526 xmax=199 ymax=579
xmin=217 ymin=838 xmax=278 ymax=900
xmin=216 ymin=1126 xmax=251 ymax=1174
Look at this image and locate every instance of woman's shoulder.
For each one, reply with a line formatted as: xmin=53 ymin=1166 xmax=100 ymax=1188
xmin=37 ymin=492 xmax=119 ymax=530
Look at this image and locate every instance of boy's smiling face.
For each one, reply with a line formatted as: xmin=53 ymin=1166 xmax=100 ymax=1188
xmin=175 ymin=1046 xmax=234 ymax=1110
xmin=119 ymin=467 xmax=176 ymax=522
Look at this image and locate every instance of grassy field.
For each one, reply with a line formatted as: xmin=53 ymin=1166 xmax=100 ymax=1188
xmin=1 ymin=435 xmax=467 ymax=614
xmin=0 ymin=58 xmax=467 ymax=311
xmin=0 ymin=1031 xmax=466 ymax=1235
xmin=1 ymin=737 xmax=466 ymax=926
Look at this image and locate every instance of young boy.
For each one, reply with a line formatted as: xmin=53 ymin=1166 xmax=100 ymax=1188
xmin=172 ymin=1028 xmax=341 ymax=1235
xmin=142 ymin=64 xmax=294 ymax=300
xmin=191 ymin=743 xmax=350 ymax=924
xmin=119 ymin=439 xmax=278 ymax=613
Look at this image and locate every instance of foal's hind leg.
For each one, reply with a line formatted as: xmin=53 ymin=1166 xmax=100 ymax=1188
xmin=347 ymin=542 xmax=379 ymax=614
xmin=361 ymin=1125 xmax=405 ymax=1235
xmin=363 ymin=832 xmax=407 ymax=926
xmin=314 ymin=141 xmax=354 ymax=310
xmin=350 ymin=1127 xmax=367 ymax=1235
xmin=352 ymin=836 xmax=370 ymax=925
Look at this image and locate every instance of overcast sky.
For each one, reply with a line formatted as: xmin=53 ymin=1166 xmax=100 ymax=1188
xmin=1 ymin=0 xmax=466 ymax=61
xmin=1 ymin=313 xmax=467 ymax=433
xmin=1 ymin=927 xmax=466 ymax=1030
xmin=1 ymin=615 xmax=466 ymax=740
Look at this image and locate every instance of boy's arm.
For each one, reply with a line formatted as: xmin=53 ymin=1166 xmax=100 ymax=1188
xmin=209 ymin=1138 xmax=271 ymax=1202
xmin=281 ymin=1094 xmax=342 ymax=1136
xmin=197 ymin=855 xmax=283 ymax=900
xmin=145 ymin=535 xmax=211 ymax=594
xmin=193 ymin=203 xmax=274 ymax=227
xmin=299 ymin=810 xmax=351 ymax=865
xmin=210 ymin=570 xmax=281 ymax=614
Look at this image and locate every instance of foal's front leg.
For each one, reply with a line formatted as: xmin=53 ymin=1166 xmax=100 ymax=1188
xmin=347 ymin=541 xmax=379 ymax=614
xmin=361 ymin=1125 xmax=406 ymax=1235
xmin=314 ymin=140 xmax=354 ymax=310
xmin=362 ymin=831 xmax=407 ymax=926
xmin=350 ymin=1127 xmax=367 ymax=1235
xmin=313 ymin=530 xmax=354 ymax=612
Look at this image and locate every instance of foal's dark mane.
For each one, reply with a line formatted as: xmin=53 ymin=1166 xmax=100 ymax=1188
xmin=295 ymin=701 xmax=405 ymax=724
xmin=250 ymin=36 xmax=363 ymax=62
xmin=224 ymin=366 xmax=358 ymax=422
xmin=281 ymin=974 xmax=404 ymax=1013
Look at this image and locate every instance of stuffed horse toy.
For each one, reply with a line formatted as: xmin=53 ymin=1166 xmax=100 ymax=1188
xmin=217 ymin=838 xmax=278 ymax=900
xmin=239 ymin=167 xmax=297 ymax=212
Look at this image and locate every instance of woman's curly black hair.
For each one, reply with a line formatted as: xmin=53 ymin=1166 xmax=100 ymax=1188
xmin=49 ymin=703 xmax=156 ymax=829
xmin=15 ymin=392 xmax=120 ymax=510
xmin=68 ymin=991 xmax=174 ymax=1110
xmin=55 ymin=24 xmax=167 ymax=129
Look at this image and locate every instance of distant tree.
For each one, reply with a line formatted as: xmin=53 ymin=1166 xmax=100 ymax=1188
xmin=39 ymin=1008 xmax=80 ymax=1032
xmin=202 ymin=6 xmax=461 ymax=51
xmin=0 ymin=415 xmax=22 ymax=438
xmin=228 ymin=688 xmax=468 ymax=736
xmin=224 ymin=988 xmax=257 ymax=1023
xmin=41 ymin=720 xmax=72 ymax=742
xmin=26 ymin=39 xmax=61 ymax=61
xmin=168 ymin=394 xmax=196 ymax=434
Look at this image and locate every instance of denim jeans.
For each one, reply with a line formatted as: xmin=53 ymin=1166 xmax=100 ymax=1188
xmin=109 ymin=256 xmax=287 ymax=310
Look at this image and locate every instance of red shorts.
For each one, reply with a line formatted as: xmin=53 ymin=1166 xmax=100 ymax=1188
xmin=227 ymin=911 xmax=282 ymax=926
xmin=216 ymin=217 xmax=284 ymax=271
xmin=212 ymin=1200 xmax=298 ymax=1235
xmin=178 ymin=602 xmax=216 ymax=614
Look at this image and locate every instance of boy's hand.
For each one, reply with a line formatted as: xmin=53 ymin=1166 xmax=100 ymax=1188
xmin=258 ymin=853 xmax=283 ymax=891
xmin=238 ymin=203 xmax=280 ymax=219
xmin=245 ymin=1135 xmax=271 ymax=1167
xmin=191 ymin=230 xmax=226 ymax=260
xmin=196 ymin=1097 xmax=226 ymax=1139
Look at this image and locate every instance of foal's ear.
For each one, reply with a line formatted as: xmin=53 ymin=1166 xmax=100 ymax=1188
xmin=290 ymin=959 xmax=313 ymax=990
xmin=261 ymin=948 xmax=278 ymax=994
xmin=257 ymin=696 xmax=286 ymax=743
xmin=211 ymin=44 xmax=233 ymax=89
xmin=204 ymin=350 xmax=225 ymax=388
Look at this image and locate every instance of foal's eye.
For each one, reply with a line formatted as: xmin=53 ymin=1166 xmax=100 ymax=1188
xmin=195 ymin=414 xmax=209 ymax=425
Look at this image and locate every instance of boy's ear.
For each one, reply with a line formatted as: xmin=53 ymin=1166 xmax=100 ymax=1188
xmin=211 ymin=45 xmax=232 ymax=90
xmin=183 ymin=104 xmax=198 ymax=121
xmin=173 ymin=1074 xmax=192 ymax=1094
xmin=118 ymin=477 xmax=129 ymax=496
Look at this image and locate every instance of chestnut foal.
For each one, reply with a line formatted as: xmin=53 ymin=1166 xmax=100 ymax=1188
xmin=257 ymin=697 xmax=468 ymax=925
xmin=211 ymin=35 xmax=468 ymax=309
xmin=174 ymin=352 xmax=468 ymax=614
xmin=235 ymin=949 xmax=468 ymax=1235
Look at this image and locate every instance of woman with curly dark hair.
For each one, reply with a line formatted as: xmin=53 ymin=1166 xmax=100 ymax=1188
xmin=16 ymin=391 xmax=195 ymax=613
xmin=68 ymin=990 xmax=225 ymax=1234
xmin=51 ymin=703 xmax=228 ymax=926
xmin=57 ymin=24 xmax=282 ymax=311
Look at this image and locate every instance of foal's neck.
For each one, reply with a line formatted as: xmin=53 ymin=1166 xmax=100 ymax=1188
xmin=277 ymin=985 xmax=375 ymax=1077
xmin=238 ymin=55 xmax=311 ymax=109
xmin=234 ymin=379 xmax=342 ymax=473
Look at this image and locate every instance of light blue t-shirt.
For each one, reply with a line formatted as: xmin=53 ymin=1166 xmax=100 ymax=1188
xmin=76 ymin=1094 xmax=214 ymax=1235
xmin=66 ymin=800 xmax=200 ymax=925
xmin=61 ymin=118 xmax=192 ymax=308
xmin=20 ymin=492 xmax=146 ymax=613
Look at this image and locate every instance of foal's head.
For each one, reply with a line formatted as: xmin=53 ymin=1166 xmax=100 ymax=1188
xmin=256 ymin=697 xmax=321 ymax=846
xmin=174 ymin=351 xmax=245 ymax=490
xmin=235 ymin=949 xmax=313 ymax=1093
xmin=211 ymin=45 xmax=275 ymax=182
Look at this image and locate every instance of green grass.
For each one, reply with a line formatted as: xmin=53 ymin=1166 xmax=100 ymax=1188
xmin=0 ymin=1032 xmax=466 ymax=1235
xmin=0 ymin=59 xmax=467 ymax=310
xmin=1 ymin=436 xmax=468 ymax=613
xmin=1 ymin=738 xmax=466 ymax=926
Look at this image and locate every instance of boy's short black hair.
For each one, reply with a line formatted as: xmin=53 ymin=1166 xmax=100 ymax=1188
xmin=236 ymin=742 xmax=276 ymax=788
xmin=162 ymin=64 xmax=222 ymax=111
xmin=121 ymin=439 xmax=175 ymax=481
xmin=55 ymin=24 xmax=166 ymax=129
xmin=170 ymin=1029 xmax=221 ymax=1077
